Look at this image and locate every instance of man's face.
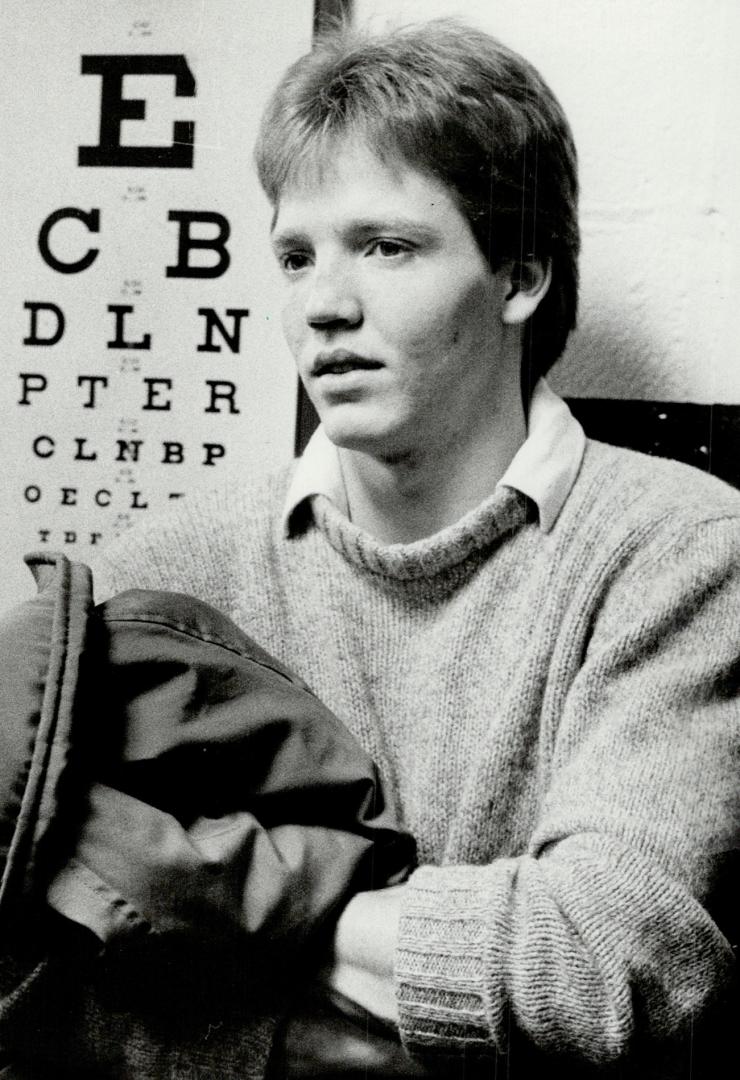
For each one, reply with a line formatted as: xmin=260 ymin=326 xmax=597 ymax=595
xmin=271 ymin=142 xmax=518 ymax=463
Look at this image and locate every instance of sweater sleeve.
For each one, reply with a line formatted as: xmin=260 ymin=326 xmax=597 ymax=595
xmin=395 ymin=515 xmax=739 ymax=1067
xmin=86 ymin=481 xmax=271 ymax=609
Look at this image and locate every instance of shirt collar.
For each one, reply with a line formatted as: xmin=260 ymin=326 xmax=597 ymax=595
xmin=497 ymin=378 xmax=586 ymax=532
xmin=282 ymin=378 xmax=585 ymax=537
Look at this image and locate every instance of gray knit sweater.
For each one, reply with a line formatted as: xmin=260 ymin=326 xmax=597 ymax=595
xmin=92 ymin=438 xmax=740 ymax=1073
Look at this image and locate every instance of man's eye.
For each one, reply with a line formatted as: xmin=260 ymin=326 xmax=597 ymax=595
xmin=367 ymin=239 xmax=409 ymax=258
xmin=281 ymin=252 xmax=310 ymax=273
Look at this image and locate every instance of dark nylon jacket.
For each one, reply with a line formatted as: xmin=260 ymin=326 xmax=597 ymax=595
xmin=0 ymin=554 xmax=416 ymax=1079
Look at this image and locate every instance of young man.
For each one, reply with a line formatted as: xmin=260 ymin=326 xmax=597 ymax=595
xmin=90 ymin=20 xmax=738 ymax=1077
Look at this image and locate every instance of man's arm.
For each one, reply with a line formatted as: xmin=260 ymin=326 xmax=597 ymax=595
xmin=328 ymin=516 xmax=740 ymax=1069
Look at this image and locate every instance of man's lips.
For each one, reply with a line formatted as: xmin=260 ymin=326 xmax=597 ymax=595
xmin=311 ymin=350 xmax=384 ymax=376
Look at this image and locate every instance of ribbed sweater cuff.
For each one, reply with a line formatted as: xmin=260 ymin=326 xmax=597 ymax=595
xmin=395 ymin=863 xmax=510 ymax=1058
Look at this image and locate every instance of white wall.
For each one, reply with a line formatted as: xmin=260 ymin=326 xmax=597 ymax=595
xmin=354 ymin=0 xmax=740 ymax=403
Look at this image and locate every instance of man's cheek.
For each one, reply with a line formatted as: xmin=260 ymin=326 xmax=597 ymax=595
xmin=417 ymin=311 xmax=463 ymax=355
xmin=281 ymin=306 xmax=303 ymax=359
xmin=398 ymin=303 xmax=451 ymax=349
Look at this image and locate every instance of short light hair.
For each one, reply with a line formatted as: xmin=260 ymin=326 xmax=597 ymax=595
xmin=255 ymin=18 xmax=580 ymax=381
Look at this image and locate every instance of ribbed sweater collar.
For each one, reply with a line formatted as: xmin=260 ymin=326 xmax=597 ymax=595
xmin=309 ymin=485 xmax=533 ymax=581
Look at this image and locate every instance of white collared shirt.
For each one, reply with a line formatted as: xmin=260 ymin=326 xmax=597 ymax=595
xmin=282 ymin=379 xmax=586 ymax=536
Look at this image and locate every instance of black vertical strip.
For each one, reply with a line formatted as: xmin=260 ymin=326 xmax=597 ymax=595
xmin=292 ymin=0 xmax=353 ymax=457
xmin=294 ymin=379 xmax=321 ymax=457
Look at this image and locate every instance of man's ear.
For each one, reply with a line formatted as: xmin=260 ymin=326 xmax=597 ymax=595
xmin=501 ymin=259 xmax=552 ymax=325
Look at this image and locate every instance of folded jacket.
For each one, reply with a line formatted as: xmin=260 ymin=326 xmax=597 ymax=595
xmin=49 ymin=583 xmax=415 ymax=950
xmin=0 ymin=553 xmax=416 ymax=1079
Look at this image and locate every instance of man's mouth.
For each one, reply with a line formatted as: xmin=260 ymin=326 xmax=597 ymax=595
xmin=312 ymin=350 xmax=383 ymax=376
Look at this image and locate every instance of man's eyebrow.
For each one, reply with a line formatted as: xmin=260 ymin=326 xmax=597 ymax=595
xmin=348 ymin=218 xmax=439 ymax=240
xmin=270 ymin=228 xmax=306 ymax=250
xmin=271 ymin=217 xmax=440 ymax=247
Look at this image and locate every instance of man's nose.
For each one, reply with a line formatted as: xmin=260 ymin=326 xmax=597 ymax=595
xmin=304 ymin=263 xmax=362 ymax=329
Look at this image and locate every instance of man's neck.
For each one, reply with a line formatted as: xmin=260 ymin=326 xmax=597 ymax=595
xmin=338 ymin=403 xmax=527 ymax=545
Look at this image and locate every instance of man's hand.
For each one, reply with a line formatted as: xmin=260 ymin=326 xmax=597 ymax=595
xmin=325 ymin=884 xmax=406 ymax=1026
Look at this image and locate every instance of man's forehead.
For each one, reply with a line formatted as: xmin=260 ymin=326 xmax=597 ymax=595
xmin=276 ymin=142 xmax=406 ymax=200
xmin=270 ymin=144 xmax=453 ymax=237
